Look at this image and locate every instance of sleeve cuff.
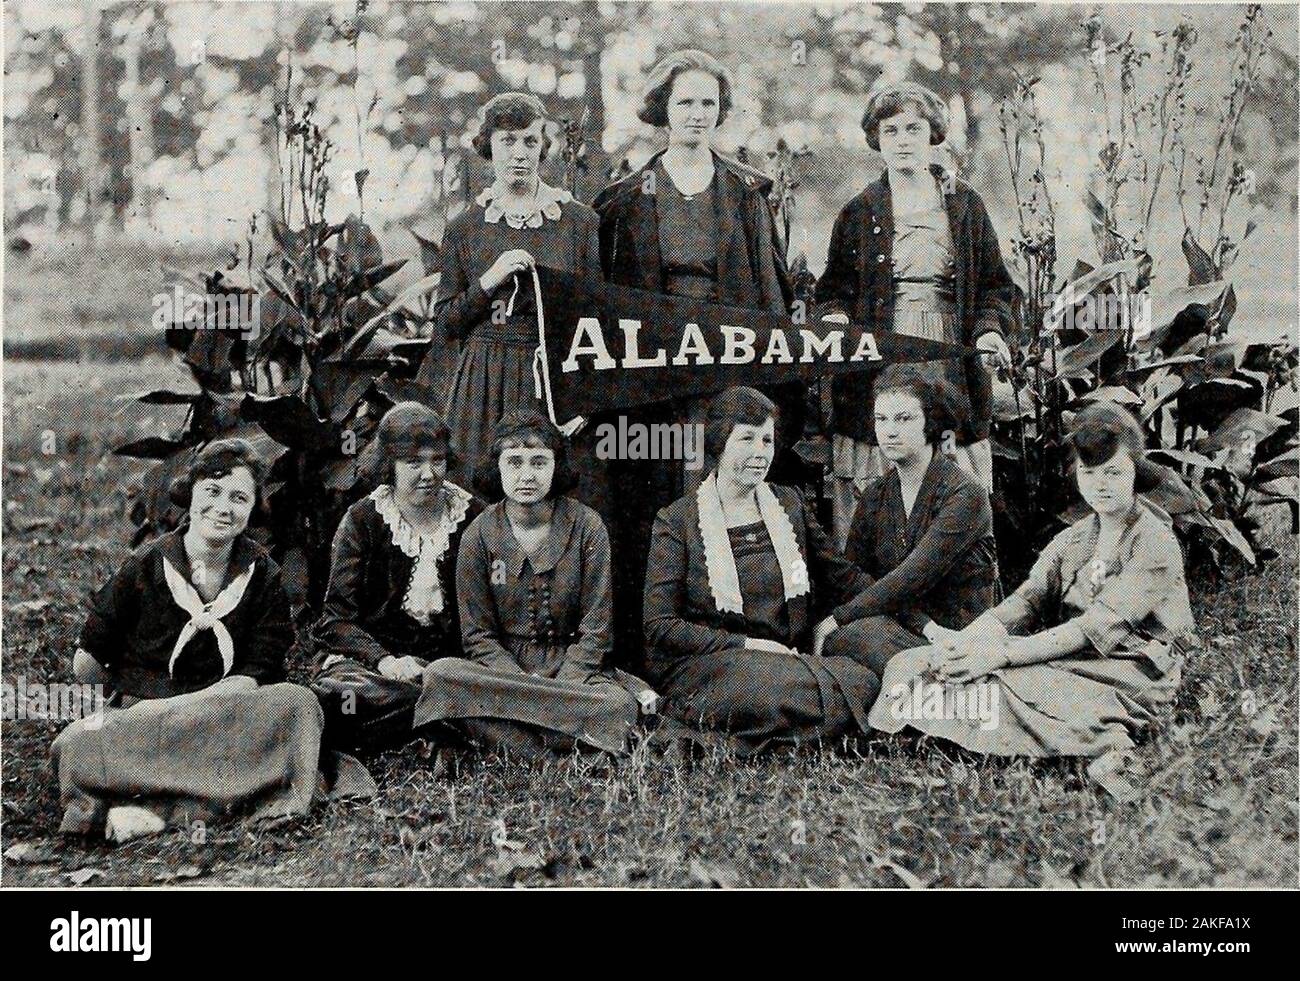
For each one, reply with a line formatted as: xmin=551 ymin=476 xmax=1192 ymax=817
xmin=1072 ymin=606 xmax=1131 ymax=657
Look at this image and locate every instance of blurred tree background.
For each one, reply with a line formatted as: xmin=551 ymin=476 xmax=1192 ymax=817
xmin=5 ymin=2 xmax=1295 ymax=259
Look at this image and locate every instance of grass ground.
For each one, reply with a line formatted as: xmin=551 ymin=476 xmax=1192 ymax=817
xmin=1 ymin=353 xmax=1296 ymax=888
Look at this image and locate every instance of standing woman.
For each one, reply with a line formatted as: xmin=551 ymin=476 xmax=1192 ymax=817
xmin=53 ymin=439 xmax=325 ymax=837
xmin=593 ymin=49 xmax=798 ymax=661
xmin=642 ymin=387 xmax=881 ymax=755
xmin=816 ymin=80 xmax=1015 ymax=547
xmin=425 ymin=92 xmax=601 ymax=491
xmin=868 ymin=403 xmax=1198 ymax=758
xmin=310 ymin=403 xmax=480 ymax=754
xmin=415 ymin=412 xmax=650 ymax=758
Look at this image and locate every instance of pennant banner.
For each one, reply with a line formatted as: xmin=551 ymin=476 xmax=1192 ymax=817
xmin=530 ymin=266 xmax=976 ymax=426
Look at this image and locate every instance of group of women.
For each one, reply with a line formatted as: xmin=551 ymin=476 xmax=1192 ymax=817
xmin=50 ymin=52 xmax=1199 ymax=838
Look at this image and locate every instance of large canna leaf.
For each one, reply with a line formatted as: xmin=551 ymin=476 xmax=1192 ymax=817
xmin=1198 ymin=407 xmax=1290 ymax=455
xmin=114 ymin=436 xmax=191 ymax=459
xmin=1053 ymin=331 xmax=1122 ymax=380
xmin=241 ymin=393 xmax=340 ymax=454
xmin=1181 ymin=228 xmax=1219 ymax=286
xmin=1252 ymin=447 xmax=1300 ymax=482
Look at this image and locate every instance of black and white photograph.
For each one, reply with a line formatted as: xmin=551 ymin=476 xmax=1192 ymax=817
xmin=1 ymin=0 xmax=1296 ymax=912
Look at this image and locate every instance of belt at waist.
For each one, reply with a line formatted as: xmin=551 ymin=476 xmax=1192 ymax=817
xmin=468 ymin=321 xmax=541 ymax=347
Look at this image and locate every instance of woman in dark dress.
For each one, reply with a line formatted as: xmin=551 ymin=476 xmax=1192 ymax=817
xmin=816 ymin=81 xmax=1015 ymax=547
xmin=592 ymin=49 xmax=800 ymax=665
xmin=422 ymin=92 xmax=602 ymax=491
xmin=54 ymin=439 xmax=324 ymax=838
xmin=415 ymin=412 xmax=653 ymax=759
xmin=642 ymin=387 xmax=880 ymax=755
xmin=310 ymin=402 xmax=481 ymax=754
xmin=822 ymin=369 xmax=998 ymax=676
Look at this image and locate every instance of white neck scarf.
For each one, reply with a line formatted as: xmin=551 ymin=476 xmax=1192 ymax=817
xmin=696 ymin=473 xmax=809 ymax=615
xmin=162 ymin=555 xmax=256 ymax=678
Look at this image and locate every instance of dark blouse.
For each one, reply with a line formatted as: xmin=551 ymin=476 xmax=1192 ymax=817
xmin=727 ymin=521 xmax=791 ymax=644
xmin=311 ymin=484 xmax=482 ymax=669
xmin=455 ymin=496 xmax=614 ymax=682
xmin=836 ymin=453 xmax=997 ymax=633
xmin=78 ymin=529 xmax=291 ymax=699
xmin=655 ymin=161 xmax=719 ymax=300
xmin=431 ymin=195 xmax=601 ymax=346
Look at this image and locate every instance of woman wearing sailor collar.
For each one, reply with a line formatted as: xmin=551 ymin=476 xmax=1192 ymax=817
xmin=54 ymin=439 xmax=327 ymax=839
xmin=642 ymin=387 xmax=881 ymax=755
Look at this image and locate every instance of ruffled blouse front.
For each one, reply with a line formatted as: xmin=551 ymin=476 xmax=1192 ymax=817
xmin=370 ymin=483 xmax=473 ymax=626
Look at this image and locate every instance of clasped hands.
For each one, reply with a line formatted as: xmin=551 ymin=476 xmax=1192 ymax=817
xmin=921 ymin=617 xmax=1012 ymax=682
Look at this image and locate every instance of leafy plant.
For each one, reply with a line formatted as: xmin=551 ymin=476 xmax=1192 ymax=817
xmin=115 ymin=71 xmax=445 ymax=620
xmin=992 ymin=6 xmax=1297 ymax=584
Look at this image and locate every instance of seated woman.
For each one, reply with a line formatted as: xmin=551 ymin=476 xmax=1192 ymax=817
xmin=414 ymin=412 xmax=650 ymax=758
xmin=868 ymin=402 xmax=1198 ymax=758
xmin=310 ymin=402 xmax=480 ymax=754
xmin=52 ymin=439 xmax=325 ymax=838
xmin=823 ymin=369 xmax=998 ymax=676
xmin=642 ymin=386 xmax=881 ymax=755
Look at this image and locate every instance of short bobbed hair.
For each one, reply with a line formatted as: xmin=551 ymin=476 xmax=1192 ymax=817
xmin=861 ymin=80 xmax=949 ymax=152
xmin=1066 ymin=402 xmax=1164 ymax=495
xmin=473 ymin=410 xmax=578 ymax=502
xmin=358 ymin=401 xmax=458 ymax=488
xmin=874 ymin=366 xmax=963 ymax=447
xmin=471 ymin=92 xmax=553 ymax=161
xmin=169 ymin=437 xmax=269 ymax=511
xmin=704 ymin=386 xmax=778 ymax=463
xmin=638 ymin=49 xmax=734 ymax=128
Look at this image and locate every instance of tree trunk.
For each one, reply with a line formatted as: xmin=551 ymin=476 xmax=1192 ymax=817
xmin=80 ymin=0 xmax=103 ymax=236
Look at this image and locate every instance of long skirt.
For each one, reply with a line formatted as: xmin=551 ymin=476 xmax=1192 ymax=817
xmin=657 ymin=648 xmax=880 ymax=755
xmin=311 ymin=655 xmax=428 ymax=755
xmin=823 ymin=614 xmax=928 ymax=678
xmin=413 ymin=658 xmax=641 ymax=758
xmin=51 ymin=683 xmax=373 ymax=835
xmin=866 ymin=640 xmax=1184 ymax=758
xmin=444 ymin=331 xmax=535 ymax=488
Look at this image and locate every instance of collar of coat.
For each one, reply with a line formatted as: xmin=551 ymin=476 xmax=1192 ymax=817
xmin=478 ymin=495 xmax=584 ymax=580
xmin=593 ymin=148 xmax=774 ymax=213
xmin=859 ymin=164 xmax=971 ymax=231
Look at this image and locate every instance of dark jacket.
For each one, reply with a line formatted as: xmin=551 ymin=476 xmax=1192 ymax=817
xmin=815 ymin=166 xmax=1015 ymax=442
xmin=835 ymin=453 xmax=997 ymax=632
xmin=593 ymin=149 xmax=794 ymax=315
xmin=642 ymin=482 xmax=870 ymax=682
xmin=79 ymin=529 xmax=291 ymax=699
xmin=311 ymin=485 xmax=483 ymax=670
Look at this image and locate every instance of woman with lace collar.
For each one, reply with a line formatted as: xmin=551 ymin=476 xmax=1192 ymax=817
xmin=310 ymin=403 xmax=481 ymax=754
xmin=421 ymin=91 xmax=602 ymax=497
xmin=642 ymin=387 xmax=881 ymax=755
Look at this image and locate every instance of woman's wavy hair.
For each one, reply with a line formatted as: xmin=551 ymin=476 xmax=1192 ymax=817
xmin=874 ymin=366 xmax=963 ymax=447
xmin=471 ymin=91 xmax=553 ymax=161
xmin=357 ymin=401 xmax=458 ymax=489
xmin=703 ymin=386 xmax=779 ymax=464
xmin=1066 ymin=402 xmax=1165 ymax=495
xmin=473 ymin=410 xmax=578 ymax=502
xmin=861 ymin=80 xmax=949 ymax=152
xmin=169 ymin=438 xmax=269 ymax=512
xmin=638 ymin=49 xmax=734 ymax=128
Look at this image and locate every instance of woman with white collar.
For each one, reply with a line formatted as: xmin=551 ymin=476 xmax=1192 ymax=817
xmin=429 ymin=91 xmax=602 ymax=493
xmin=53 ymin=439 xmax=331 ymax=838
xmin=642 ymin=387 xmax=881 ymax=754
